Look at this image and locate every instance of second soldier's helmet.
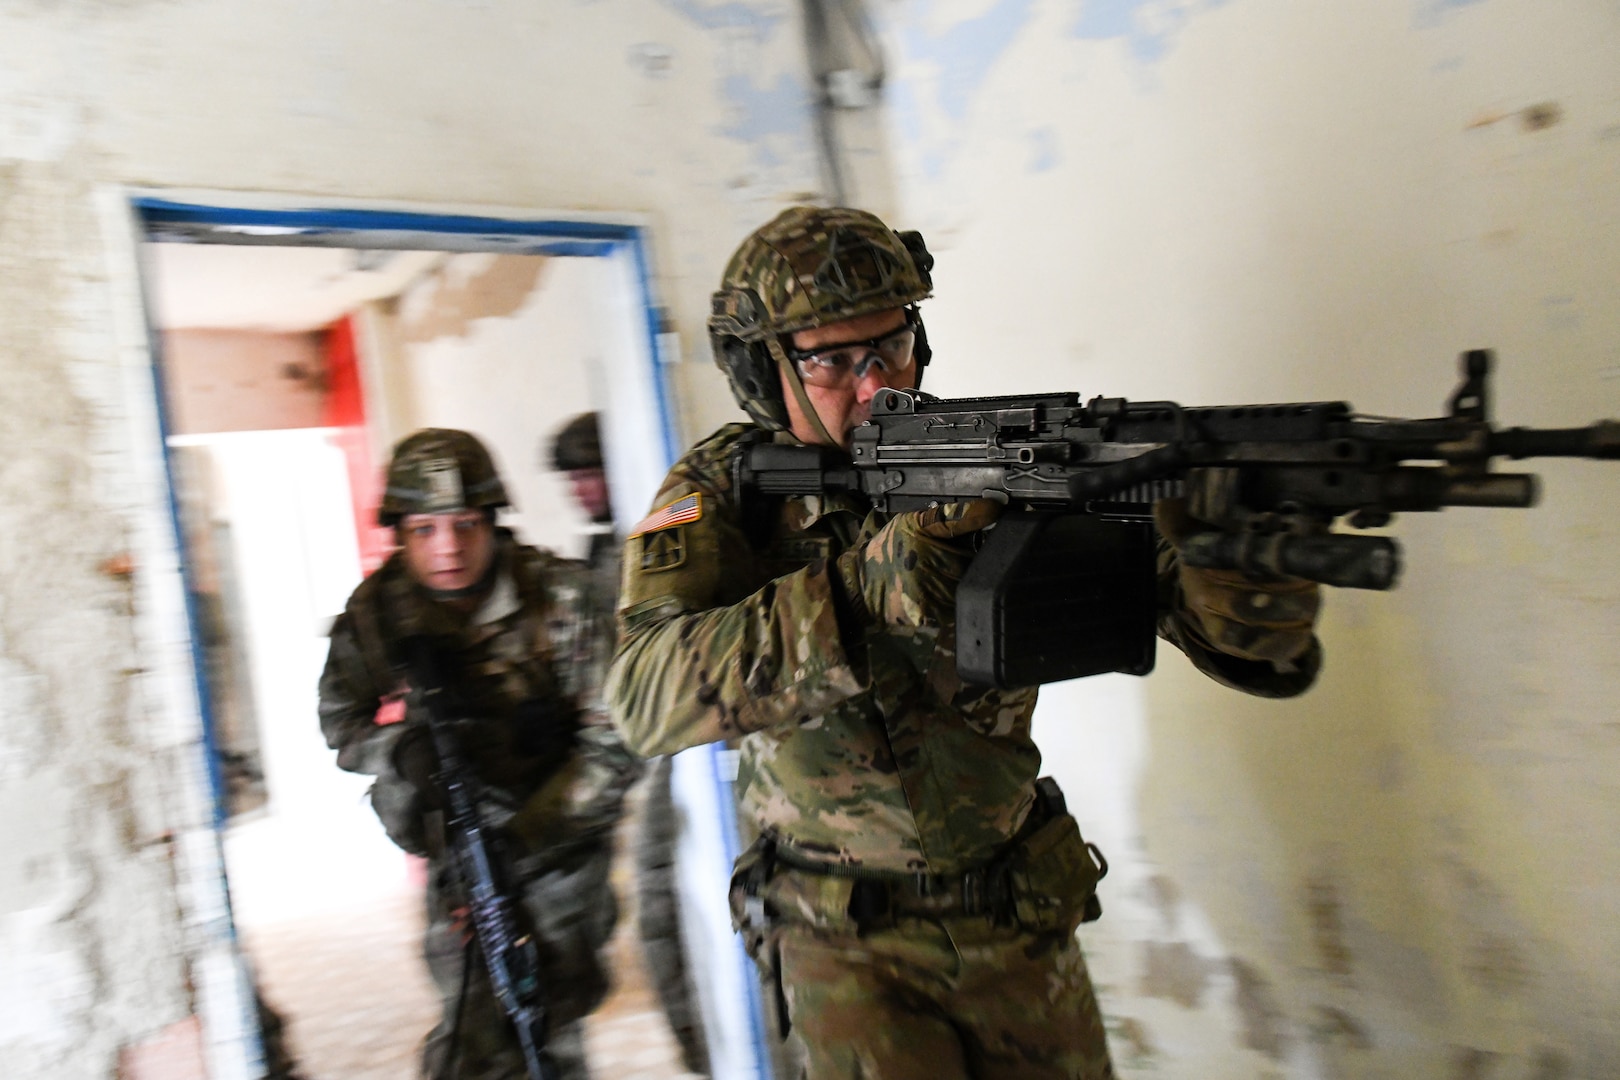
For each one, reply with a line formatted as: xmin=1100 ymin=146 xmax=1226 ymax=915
xmin=707 ymin=205 xmax=935 ymax=431
xmin=549 ymin=412 xmax=603 ymax=471
xmin=377 ymin=428 xmax=510 ymax=526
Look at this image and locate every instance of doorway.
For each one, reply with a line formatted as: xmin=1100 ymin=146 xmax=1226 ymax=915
xmin=132 ymin=196 xmax=737 ymax=1079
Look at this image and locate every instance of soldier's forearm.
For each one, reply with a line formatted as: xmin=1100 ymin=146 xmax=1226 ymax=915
xmin=319 ymin=703 xmax=407 ymax=775
xmin=608 ymin=565 xmax=866 ymax=755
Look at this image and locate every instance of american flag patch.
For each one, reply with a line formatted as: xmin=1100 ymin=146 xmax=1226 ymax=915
xmin=628 ymin=492 xmax=703 ymax=538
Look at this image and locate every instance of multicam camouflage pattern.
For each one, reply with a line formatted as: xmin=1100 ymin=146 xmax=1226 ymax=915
xmin=771 ymin=914 xmax=1113 ymax=1080
xmin=708 ymin=205 xmax=933 ymax=432
xmin=318 ymin=532 xmax=642 ymax=1077
xmin=709 ymin=205 xmax=932 ymax=342
xmin=377 ymin=428 xmax=510 ymax=525
xmin=609 ymin=423 xmax=1042 ymax=874
xmin=835 ymin=498 xmax=1001 ymax=633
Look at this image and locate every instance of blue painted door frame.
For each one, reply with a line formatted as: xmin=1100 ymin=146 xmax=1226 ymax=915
xmin=132 ymin=195 xmax=772 ymax=1080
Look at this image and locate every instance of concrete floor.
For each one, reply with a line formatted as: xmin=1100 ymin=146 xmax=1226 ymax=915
xmin=241 ymin=790 xmax=704 ymax=1080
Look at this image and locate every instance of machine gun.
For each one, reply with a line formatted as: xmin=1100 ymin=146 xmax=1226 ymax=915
xmin=402 ymin=636 xmax=557 ymax=1080
xmin=737 ymin=350 xmax=1619 ymax=689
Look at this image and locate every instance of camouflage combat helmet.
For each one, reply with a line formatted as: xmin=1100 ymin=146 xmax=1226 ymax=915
xmin=708 ymin=205 xmax=935 ymax=433
xmin=377 ymin=428 xmax=510 ymax=526
xmin=549 ymin=412 xmax=603 ymax=471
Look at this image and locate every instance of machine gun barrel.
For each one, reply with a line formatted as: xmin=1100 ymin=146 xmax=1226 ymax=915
xmin=1489 ymin=421 xmax=1620 ymax=459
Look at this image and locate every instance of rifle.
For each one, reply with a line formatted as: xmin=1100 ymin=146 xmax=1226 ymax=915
xmin=402 ymin=636 xmax=558 ymax=1080
xmin=737 ymin=350 xmax=1619 ymax=689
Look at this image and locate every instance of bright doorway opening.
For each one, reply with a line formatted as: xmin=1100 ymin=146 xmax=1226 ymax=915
xmin=132 ymin=197 xmax=742 ymax=1080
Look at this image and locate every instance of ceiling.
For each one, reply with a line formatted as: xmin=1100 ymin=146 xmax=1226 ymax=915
xmin=146 ymin=243 xmax=448 ymax=333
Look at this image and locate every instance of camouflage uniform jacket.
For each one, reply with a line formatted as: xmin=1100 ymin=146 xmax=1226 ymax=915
xmin=319 ymin=531 xmax=640 ymax=862
xmin=608 ymin=425 xmax=1316 ymax=876
xmin=579 ymin=530 xmax=623 ymax=711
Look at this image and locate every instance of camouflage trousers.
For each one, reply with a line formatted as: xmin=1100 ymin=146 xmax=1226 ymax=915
xmin=739 ymin=867 xmax=1114 ymax=1080
xmin=420 ymin=844 xmax=618 ymax=1080
xmin=634 ymin=756 xmax=710 ymax=1075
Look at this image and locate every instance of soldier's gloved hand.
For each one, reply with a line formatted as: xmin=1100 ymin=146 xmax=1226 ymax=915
xmin=1154 ymin=497 xmax=1321 ymax=665
xmin=390 ymin=725 xmax=443 ymax=810
xmin=836 ymin=498 xmax=1002 ymax=630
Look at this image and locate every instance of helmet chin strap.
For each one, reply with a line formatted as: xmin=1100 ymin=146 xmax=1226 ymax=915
xmin=766 ymin=336 xmax=839 ymax=448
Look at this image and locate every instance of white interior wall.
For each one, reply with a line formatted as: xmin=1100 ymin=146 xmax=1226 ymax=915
xmin=0 ymin=4 xmax=835 ymax=1077
xmin=882 ymin=0 xmax=1620 ymax=1076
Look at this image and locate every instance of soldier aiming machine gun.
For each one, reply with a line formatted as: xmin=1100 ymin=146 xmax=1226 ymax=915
xmin=402 ymin=636 xmax=558 ymax=1080
xmin=738 ymin=350 xmax=1619 ymax=689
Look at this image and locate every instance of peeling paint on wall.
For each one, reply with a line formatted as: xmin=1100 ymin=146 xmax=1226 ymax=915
xmin=662 ymin=0 xmax=785 ymax=39
xmin=1139 ymin=939 xmax=1214 ymax=1007
xmin=717 ymin=71 xmax=814 ymax=167
xmin=1309 ymin=1005 xmax=1372 ymax=1050
xmin=1303 ymin=873 xmax=1354 ymax=981
xmin=1414 ymin=0 xmax=1489 ymax=30
xmin=889 ymin=0 xmax=1036 ymax=180
xmin=1109 ymin=1015 xmax=1156 ymax=1061
xmin=1464 ymin=933 xmax=1533 ymax=998
xmin=1444 ymin=858 xmax=1539 ymax=1000
xmin=1029 ymin=126 xmax=1059 ymax=172
xmin=1452 ymin=1045 xmax=1499 ymax=1080
xmin=902 ymin=0 xmax=1035 ymax=121
xmin=1230 ymin=958 xmax=1289 ymax=1061
xmin=399 ymin=254 xmax=548 ymax=344
xmin=1529 ymin=1047 xmax=1571 ymax=1080
xmin=1145 ymin=871 xmax=1181 ymax=934
xmin=1070 ymin=0 xmax=1228 ymax=65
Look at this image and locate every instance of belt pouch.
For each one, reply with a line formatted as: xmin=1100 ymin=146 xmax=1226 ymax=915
xmin=1006 ymin=812 xmax=1107 ymax=933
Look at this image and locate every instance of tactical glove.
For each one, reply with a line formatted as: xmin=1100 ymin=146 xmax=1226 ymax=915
xmin=1155 ymin=497 xmax=1321 ymax=666
xmin=835 ymin=499 xmax=1002 ymax=630
xmin=390 ymin=724 xmax=443 ymax=809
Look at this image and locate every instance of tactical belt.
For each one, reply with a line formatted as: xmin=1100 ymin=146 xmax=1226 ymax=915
xmin=770 ymin=840 xmax=1020 ymax=925
xmin=753 ymin=777 xmax=1095 ymax=930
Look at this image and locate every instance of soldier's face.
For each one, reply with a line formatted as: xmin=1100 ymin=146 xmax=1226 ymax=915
xmin=567 ymin=467 xmax=612 ymax=523
xmin=399 ymin=510 xmax=496 ymax=593
xmin=784 ymin=308 xmax=915 ymax=449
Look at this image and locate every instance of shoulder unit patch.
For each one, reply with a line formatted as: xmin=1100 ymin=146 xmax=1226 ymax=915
xmin=639 ymin=528 xmax=688 ymax=573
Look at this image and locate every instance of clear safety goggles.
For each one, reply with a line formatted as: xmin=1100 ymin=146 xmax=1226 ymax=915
xmin=784 ymin=320 xmax=917 ymax=389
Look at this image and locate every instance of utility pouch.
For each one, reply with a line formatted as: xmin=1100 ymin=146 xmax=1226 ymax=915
xmin=1005 ymin=810 xmax=1108 ymax=934
xmin=761 ymin=869 xmax=858 ymax=933
xmin=726 ymin=835 xmax=798 ymax=1039
xmin=728 ymin=835 xmax=777 ymax=938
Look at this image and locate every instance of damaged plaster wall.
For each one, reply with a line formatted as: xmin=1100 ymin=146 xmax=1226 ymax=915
xmin=881 ymin=0 xmax=1620 ymax=1076
xmin=0 ymin=2 xmax=855 ymax=1077
xmin=10 ymin=0 xmax=1616 ymax=1077
xmin=388 ymin=253 xmax=603 ymax=558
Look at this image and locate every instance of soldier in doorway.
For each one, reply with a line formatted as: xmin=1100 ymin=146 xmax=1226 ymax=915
xmin=319 ymin=428 xmax=641 ymax=1080
xmin=547 ymin=412 xmax=710 ymax=1077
